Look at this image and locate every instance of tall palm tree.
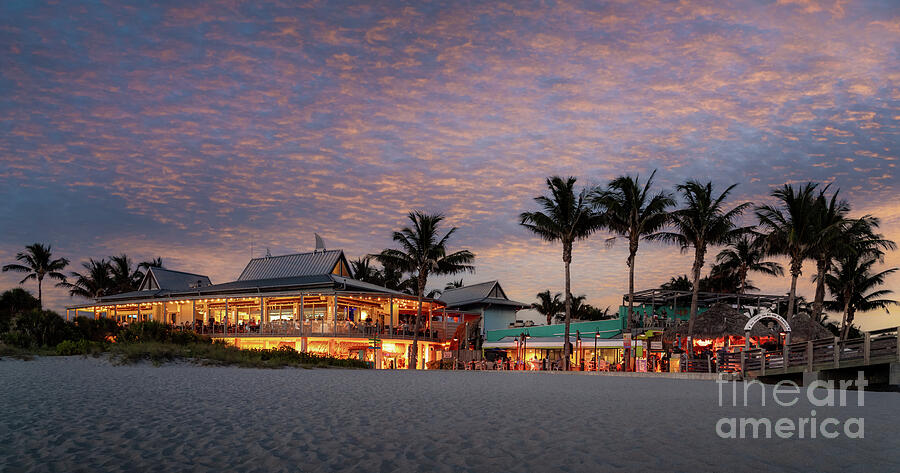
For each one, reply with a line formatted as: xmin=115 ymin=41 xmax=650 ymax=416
xmin=521 ymin=176 xmax=603 ymax=370
xmin=653 ymin=181 xmax=749 ymax=347
xmin=58 ymin=259 xmax=114 ymax=299
xmin=375 ymin=211 xmax=475 ymax=369
xmin=532 ymin=290 xmax=563 ymax=325
xmin=715 ymin=234 xmax=784 ymax=294
xmin=756 ymin=183 xmax=820 ymax=322
xmin=2 ymin=243 xmax=69 ymax=309
xmin=807 ymin=189 xmax=852 ymax=322
xmin=109 ymin=254 xmax=143 ymax=294
xmin=824 ymin=253 xmax=898 ymax=340
xmin=592 ymin=171 xmax=673 ymax=352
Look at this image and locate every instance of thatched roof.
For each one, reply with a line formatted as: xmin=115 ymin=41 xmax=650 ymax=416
xmin=786 ymin=312 xmax=833 ymax=342
xmin=663 ymin=303 xmax=772 ymax=341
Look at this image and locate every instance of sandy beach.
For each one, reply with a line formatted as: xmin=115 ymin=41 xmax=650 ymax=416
xmin=1 ymin=357 xmax=898 ymax=473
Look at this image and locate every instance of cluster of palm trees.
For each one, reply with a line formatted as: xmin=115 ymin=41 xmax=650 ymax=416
xmin=520 ymin=174 xmax=896 ymax=368
xmin=2 ymin=243 xmax=164 ymax=307
xmin=531 ymin=290 xmax=611 ymax=325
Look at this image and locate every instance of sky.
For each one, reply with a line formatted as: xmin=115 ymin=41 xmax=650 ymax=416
xmin=1 ymin=0 xmax=898 ymax=330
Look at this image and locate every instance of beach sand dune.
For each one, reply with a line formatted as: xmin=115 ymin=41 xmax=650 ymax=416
xmin=1 ymin=357 xmax=898 ymax=472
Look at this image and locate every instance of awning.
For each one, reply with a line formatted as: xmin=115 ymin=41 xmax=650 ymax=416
xmin=483 ymin=336 xmax=632 ymax=350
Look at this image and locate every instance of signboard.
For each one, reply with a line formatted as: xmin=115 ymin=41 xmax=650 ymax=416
xmin=368 ymin=336 xmax=381 ymax=350
xmin=623 ymin=333 xmax=632 ymax=350
xmin=650 ymin=341 xmax=663 ymax=350
xmin=744 ymin=309 xmax=791 ymax=332
xmin=442 ymin=351 xmax=452 ymax=359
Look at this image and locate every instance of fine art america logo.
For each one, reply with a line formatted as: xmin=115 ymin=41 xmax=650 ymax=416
xmin=715 ymin=372 xmax=866 ymax=439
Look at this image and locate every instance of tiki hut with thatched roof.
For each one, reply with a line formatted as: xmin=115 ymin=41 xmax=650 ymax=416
xmin=663 ymin=303 xmax=774 ymax=351
xmin=786 ymin=311 xmax=833 ymax=342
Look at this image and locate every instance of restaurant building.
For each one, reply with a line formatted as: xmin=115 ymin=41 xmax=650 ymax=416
xmin=66 ymin=249 xmax=466 ymax=369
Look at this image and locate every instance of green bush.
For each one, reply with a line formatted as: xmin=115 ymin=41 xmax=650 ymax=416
xmin=56 ymin=339 xmax=106 ymax=356
xmin=115 ymin=321 xmax=210 ymax=345
xmin=73 ymin=316 xmax=120 ymax=342
xmin=109 ymin=342 xmax=370 ymax=369
xmin=5 ymin=309 xmax=74 ymax=348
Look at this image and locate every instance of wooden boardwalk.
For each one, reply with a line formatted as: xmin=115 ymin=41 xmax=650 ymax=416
xmin=720 ymin=327 xmax=900 ymax=377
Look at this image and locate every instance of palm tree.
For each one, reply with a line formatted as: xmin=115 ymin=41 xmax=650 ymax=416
xmin=653 ymin=181 xmax=749 ymax=347
xmin=824 ymin=253 xmax=898 ymax=340
xmin=2 ymin=243 xmax=69 ymax=309
xmin=374 ymin=211 xmax=475 ymax=369
xmin=807 ymin=189 xmax=852 ymax=322
xmin=756 ymin=183 xmax=821 ymax=322
xmin=715 ymin=234 xmax=784 ymax=294
xmin=532 ymin=290 xmax=563 ymax=325
xmin=58 ymin=259 xmax=114 ymax=299
xmin=592 ymin=171 xmax=673 ymax=353
xmin=349 ymin=257 xmax=381 ymax=284
xmin=660 ymin=275 xmax=692 ymax=291
xmin=521 ymin=176 xmax=603 ymax=370
xmin=138 ymin=257 xmax=164 ymax=270
xmin=109 ymin=254 xmax=143 ymax=294
xmin=445 ymin=279 xmax=465 ymax=290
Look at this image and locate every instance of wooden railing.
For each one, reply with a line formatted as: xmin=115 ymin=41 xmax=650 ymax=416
xmin=719 ymin=326 xmax=900 ymax=375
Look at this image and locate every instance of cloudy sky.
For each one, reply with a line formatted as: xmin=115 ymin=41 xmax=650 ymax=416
xmin=1 ymin=0 xmax=898 ymax=329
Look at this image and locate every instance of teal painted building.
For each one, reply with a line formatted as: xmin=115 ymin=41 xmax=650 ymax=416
xmin=439 ymin=281 xmax=529 ymax=337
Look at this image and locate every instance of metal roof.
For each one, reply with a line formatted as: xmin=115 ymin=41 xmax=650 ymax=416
xmin=439 ymin=281 xmax=528 ymax=309
xmin=143 ymin=267 xmax=211 ymax=290
xmin=237 ymin=250 xmax=346 ymax=281
xmin=626 ymin=289 xmax=789 ymax=306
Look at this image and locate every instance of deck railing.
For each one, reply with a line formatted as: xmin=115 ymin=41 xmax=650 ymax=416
xmin=175 ymin=320 xmax=444 ymax=341
xmin=717 ymin=326 xmax=900 ymax=375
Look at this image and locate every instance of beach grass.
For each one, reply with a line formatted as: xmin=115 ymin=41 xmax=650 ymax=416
xmin=107 ymin=341 xmax=371 ymax=369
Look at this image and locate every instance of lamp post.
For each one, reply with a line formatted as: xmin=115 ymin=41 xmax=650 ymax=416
xmin=576 ymin=330 xmax=582 ymax=371
xmin=514 ymin=335 xmax=520 ymax=370
xmin=521 ymin=331 xmax=531 ymax=370
xmin=453 ymin=337 xmax=459 ymax=370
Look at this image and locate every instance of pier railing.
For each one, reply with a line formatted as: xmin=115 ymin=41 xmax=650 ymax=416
xmin=719 ymin=326 xmax=900 ymax=376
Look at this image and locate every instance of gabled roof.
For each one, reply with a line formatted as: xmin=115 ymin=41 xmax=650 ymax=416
xmin=439 ymin=281 xmax=528 ymax=309
xmin=237 ymin=249 xmax=351 ymax=281
xmin=139 ymin=267 xmax=212 ymax=291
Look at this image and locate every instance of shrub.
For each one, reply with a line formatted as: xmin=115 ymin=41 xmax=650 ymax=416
xmin=116 ymin=321 xmax=210 ymax=345
xmin=73 ymin=316 xmax=120 ymax=342
xmin=56 ymin=339 xmax=106 ymax=356
xmin=6 ymin=309 xmax=74 ymax=348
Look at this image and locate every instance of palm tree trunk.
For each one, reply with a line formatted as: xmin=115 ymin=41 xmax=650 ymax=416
xmin=410 ymin=275 xmax=426 ymax=370
xmin=687 ymin=252 xmax=703 ymax=358
xmin=812 ymin=258 xmax=827 ymax=323
xmin=786 ymin=258 xmax=801 ymax=320
xmin=563 ymin=242 xmax=572 ymax=371
xmin=37 ymin=275 xmax=43 ymax=310
xmin=625 ymin=247 xmax=636 ymax=371
xmin=839 ymin=296 xmax=852 ymax=341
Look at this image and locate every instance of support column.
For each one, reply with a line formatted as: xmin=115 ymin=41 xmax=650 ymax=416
xmin=333 ymin=295 xmax=337 ymax=336
xmin=224 ymin=298 xmax=229 ymax=336
xmin=259 ymin=297 xmax=264 ymax=334
xmin=191 ymin=300 xmax=196 ymax=332
xmin=389 ymin=297 xmax=394 ymax=337
xmin=299 ymin=294 xmax=305 ymax=337
xmin=293 ymin=300 xmax=299 ymax=336
xmin=833 ymin=336 xmax=840 ymax=369
xmin=806 ymin=340 xmax=813 ymax=372
xmin=864 ymin=332 xmax=871 ymax=365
